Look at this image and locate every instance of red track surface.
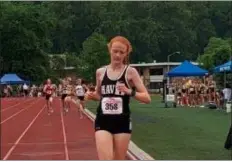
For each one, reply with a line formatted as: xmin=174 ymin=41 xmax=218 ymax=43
xmin=1 ymin=97 xmax=98 ymax=160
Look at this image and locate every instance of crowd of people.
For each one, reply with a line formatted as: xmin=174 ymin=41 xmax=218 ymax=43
xmin=169 ymin=75 xmax=232 ymax=109
xmin=1 ymin=83 xmax=43 ymax=98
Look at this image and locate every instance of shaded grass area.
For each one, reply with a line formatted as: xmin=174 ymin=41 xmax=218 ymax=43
xmin=86 ymin=95 xmax=231 ymax=160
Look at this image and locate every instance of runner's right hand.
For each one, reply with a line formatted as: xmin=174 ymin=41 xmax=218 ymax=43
xmin=85 ymin=91 xmax=95 ymax=100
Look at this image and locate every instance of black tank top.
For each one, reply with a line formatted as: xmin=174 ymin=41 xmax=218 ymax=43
xmin=96 ymin=65 xmax=130 ymax=117
xmin=62 ymin=84 xmax=71 ymax=94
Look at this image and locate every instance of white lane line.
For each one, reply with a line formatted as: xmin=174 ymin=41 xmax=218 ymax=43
xmin=1 ymin=99 xmax=42 ymax=125
xmin=1 ymin=98 xmax=34 ymax=112
xmin=60 ymin=101 xmax=69 ymax=160
xmin=3 ymin=105 xmax=46 ymax=160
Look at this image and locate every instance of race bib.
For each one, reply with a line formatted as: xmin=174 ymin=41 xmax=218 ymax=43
xmin=101 ymin=97 xmax=123 ymax=115
xmin=76 ymin=89 xmax=84 ymax=96
xmin=47 ymin=90 xmax=52 ymax=95
xmin=63 ymin=89 xmax=71 ymax=94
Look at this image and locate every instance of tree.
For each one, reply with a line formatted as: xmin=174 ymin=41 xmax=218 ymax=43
xmin=0 ymin=2 xmax=55 ymax=82
xmin=1 ymin=1 xmax=232 ymax=84
xmin=197 ymin=37 xmax=232 ymax=70
xmin=79 ymin=33 xmax=109 ymax=82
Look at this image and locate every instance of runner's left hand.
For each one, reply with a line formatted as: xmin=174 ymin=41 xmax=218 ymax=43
xmin=116 ymin=83 xmax=131 ymax=95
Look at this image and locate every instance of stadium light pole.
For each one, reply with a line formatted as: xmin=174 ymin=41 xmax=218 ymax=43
xmin=167 ymin=51 xmax=180 ymax=93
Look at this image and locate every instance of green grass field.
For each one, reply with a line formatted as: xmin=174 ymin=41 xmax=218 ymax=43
xmin=86 ymin=95 xmax=231 ymax=160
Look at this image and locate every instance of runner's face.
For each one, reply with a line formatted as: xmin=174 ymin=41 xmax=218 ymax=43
xmin=77 ymin=79 xmax=81 ymax=85
xmin=110 ymin=41 xmax=128 ymax=64
xmin=62 ymin=80 xmax=66 ymax=85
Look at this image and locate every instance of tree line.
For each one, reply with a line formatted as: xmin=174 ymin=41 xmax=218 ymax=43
xmin=0 ymin=1 xmax=231 ymax=83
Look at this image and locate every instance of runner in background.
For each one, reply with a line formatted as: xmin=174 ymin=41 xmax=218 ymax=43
xmin=61 ymin=77 xmax=74 ymax=115
xmin=60 ymin=78 xmax=68 ymax=114
xmin=23 ymin=83 xmax=29 ymax=97
xmin=74 ymin=78 xmax=88 ymax=119
xmin=43 ymin=79 xmax=54 ymax=115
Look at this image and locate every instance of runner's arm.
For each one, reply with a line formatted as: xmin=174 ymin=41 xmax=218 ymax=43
xmin=83 ymin=84 xmax=89 ymax=92
xmin=43 ymin=85 xmax=47 ymax=93
xmin=73 ymin=87 xmax=78 ymax=96
xmin=91 ymin=69 xmax=102 ymax=101
xmin=71 ymin=86 xmax=75 ymax=96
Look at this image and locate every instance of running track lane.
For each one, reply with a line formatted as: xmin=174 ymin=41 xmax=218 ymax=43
xmin=1 ymin=98 xmax=18 ymax=108
xmin=1 ymin=98 xmax=26 ymax=109
xmin=5 ymin=98 xmax=66 ymax=160
xmin=1 ymin=98 xmax=34 ymax=112
xmin=1 ymin=97 xmax=30 ymax=106
xmin=62 ymin=101 xmax=98 ymax=160
xmin=1 ymin=97 xmax=20 ymax=104
xmin=1 ymin=99 xmax=41 ymax=123
xmin=1 ymin=99 xmax=45 ymax=159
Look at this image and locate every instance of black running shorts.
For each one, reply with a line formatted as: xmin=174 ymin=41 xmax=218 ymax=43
xmin=61 ymin=94 xmax=67 ymax=100
xmin=77 ymin=96 xmax=85 ymax=101
xmin=45 ymin=94 xmax=52 ymax=100
xmin=94 ymin=115 xmax=132 ymax=134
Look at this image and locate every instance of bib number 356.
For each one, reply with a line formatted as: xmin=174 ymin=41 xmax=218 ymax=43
xmin=101 ymin=97 xmax=123 ymax=115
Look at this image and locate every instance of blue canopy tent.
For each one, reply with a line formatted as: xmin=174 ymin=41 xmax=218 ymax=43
xmin=214 ymin=60 xmax=232 ymax=73
xmin=166 ymin=60 xmax=208 ymax=77
xmin=213 ymin=60 xmax=232 ymax=88
xmin=0 ymin=74 xmax=29 ymax=85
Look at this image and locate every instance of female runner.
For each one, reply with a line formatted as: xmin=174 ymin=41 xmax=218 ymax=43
xmin=43 ymin=79 xmax=54 ymax=115
xmin=74 ymin=78 xmax=88 ymax=119
xmin=86 ymin=36 xmax=151 ymax=160
xmin=63 ymin=77 xmax=74 ymax=114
